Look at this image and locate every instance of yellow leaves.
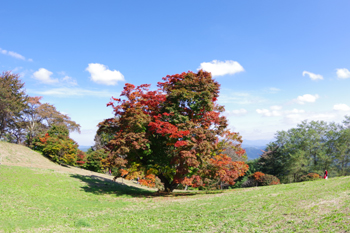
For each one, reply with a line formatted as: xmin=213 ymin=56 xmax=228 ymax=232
xmin=147 ymin=168 xmax=158 ymax=175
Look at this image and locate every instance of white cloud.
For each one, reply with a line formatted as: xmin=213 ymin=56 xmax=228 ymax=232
xmin=86 ymin=63 xmax=125 ymax=85
xmin=295 ymin=94 xmax=319 ymax=104
xmin=29 ymin=87 xmax=117 ymax=98
xmin=197 ymin=60 xmax=244 ymax=77
xmin=333 ymin=104 xmax=350 ymax=111
xmin=270 ymin=105 xmax=282 ymax=111
xmin=0 ymin=48 xmax=7 ymax=54
xmin=302 ymin=71 xmax=323 ymax=81
xmin=225 ymin=109 xmax=248 ymax=116
xmin=256 ymin=108 xmax=281 ymax=117
xmin=336 ymin=68 xmax=350 ymax=79
xmin=8 ymin=51 xmax=25 ymax=60
xmin=285 ymin=109 xmax=305 ymax=114
xmin=256 ymin=106 xmax=308 ymax=118
xmin=71 ymin=128 xmax=97 ymax=146
xmin=0 ymin=47 xmax=30 ymax=61
xmin=63 ymin=76 xmax=78 ymax=86
xmin=268 ymin=87 xmax=281 ymax=93
xmin=32 ymin=68 xmax=59 ymax=84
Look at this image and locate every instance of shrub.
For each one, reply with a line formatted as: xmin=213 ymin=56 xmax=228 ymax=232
xmin=243 ymin=172 xmax=280 ymax=187
xmin=76 ymin=150 xmax=87 ymax=166
xmin=84 ymin=149 xmax=109 ymax=172
xmin=300 ymin=173 xmax=321 ymax=182
xmin=32 ymin=125 xmax=78 ymax=165
xmin=253 ymin=172 xmax=265 ymax=183
xmin=233 ymin=176 xmax=249 ymax=188
xmin=259 ymin=174 xmax=280 ymax=186
xmin=242 ymin=177 xmax=258 ymax=188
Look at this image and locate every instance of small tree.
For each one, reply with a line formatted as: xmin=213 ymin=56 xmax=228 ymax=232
xmin=84 ymin=149 xmax=110 ymax=172
xmin=32 ymin=125 xmax=78 ymax=165
xmin=0 ymin=71 xmax=28 ymax=142
xmin=24 ymin=96 xmax=81 ymax=147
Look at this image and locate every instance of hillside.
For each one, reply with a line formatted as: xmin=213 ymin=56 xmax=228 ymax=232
xmin=0 ymin=141 xmax=62 ymax=169
xmin=0 ymin=141 xmax=152 ymax=190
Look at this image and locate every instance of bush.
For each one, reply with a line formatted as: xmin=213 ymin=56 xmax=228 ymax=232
xmin=259 ymin=174 xmax=280 ymax=186
xmin=242 ymin=177 xmax=258 ymax=188
xmin=76 ymin=150 xmax=87 ymax=167
xmin=233 ymin=176 xmax=249 ymax=188
xmin=243 ymin=172 xmax=280 ymax=187
xmin=84 ymin=149 xmax=109 ymax=172
xmin=299 ymin=173 xmax=321 ymax=182
xmin=32 ymin=125 xmax=78 ymax=165
xmin=253 ymin=172 xmax=265 ymax=183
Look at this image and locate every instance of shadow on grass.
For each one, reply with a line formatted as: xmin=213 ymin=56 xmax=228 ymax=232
xmin=70 ymin=174 xmax=154 ymax=197
xmin=70 ymin=174 xmax=224 ymax=198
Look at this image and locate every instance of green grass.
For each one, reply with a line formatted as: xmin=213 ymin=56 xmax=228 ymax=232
xmin=0 ymin=165 xmax=349 ymax=232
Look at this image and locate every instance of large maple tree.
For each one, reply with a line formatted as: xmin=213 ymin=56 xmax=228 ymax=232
xmin=99 ymin=70 xmax=246 ymax=192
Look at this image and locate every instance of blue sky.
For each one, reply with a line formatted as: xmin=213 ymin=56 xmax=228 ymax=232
xmin=1 ymin=1 xmax=350 ymax=146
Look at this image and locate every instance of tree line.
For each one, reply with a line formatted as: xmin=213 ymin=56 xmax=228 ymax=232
xmin=248 ymin=118 xmax=350 ymax=183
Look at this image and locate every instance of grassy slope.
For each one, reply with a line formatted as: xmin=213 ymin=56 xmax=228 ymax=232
xmin=0 ymin=141 xmax=155 ymax=191
xmin=0 ymin=165 xmax=349 ymax=233
xmin=0 ymin=141 xmax=59 ymax=168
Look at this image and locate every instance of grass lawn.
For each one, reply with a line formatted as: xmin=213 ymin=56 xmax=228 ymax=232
xmin=0 ymin=165 xmax=349 ymax=232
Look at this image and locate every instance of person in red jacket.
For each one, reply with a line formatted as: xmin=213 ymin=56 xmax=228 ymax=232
xmin=324 ymin=170 xmax=328 ymax=179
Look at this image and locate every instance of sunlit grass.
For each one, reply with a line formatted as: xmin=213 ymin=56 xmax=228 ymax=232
xmin=0 ymin=165 xmax=349 ymax=232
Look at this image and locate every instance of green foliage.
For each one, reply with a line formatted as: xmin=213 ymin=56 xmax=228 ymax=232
xmin=84 ymin=149 xmax=109 ymax=172
xmin=0 ymin=71 xmax=28 ymax=143
xmin=258 ymin=118 xmax=350 ymax=183
xmin=32 ymin=125 xmax=78 ymax=165
xmin=24 ymin=97 xmax=81 ymax=147
xmin=232 ymin=175 xmax=249 ymax=188
xmin=0 ymin=71 xmax=80 ymax=147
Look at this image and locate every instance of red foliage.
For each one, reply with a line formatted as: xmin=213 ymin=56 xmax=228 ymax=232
xmin=76 ymin=150 xmax=87 ymax=165
xmin=251 ymin=172 xmax=280 ymax=186
xmin=208 ymin=154 xmax=249 ymax=186
xmin=99 ymin=70 xmax=246 ymax=192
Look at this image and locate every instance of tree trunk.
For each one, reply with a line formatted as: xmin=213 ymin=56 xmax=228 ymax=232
xmin=158 ymin=173 xmax=178 ymax=192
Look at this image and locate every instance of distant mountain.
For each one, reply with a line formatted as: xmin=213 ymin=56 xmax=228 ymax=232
xmin=78 ymin=146 xmax=92 ymax=152
xmin=243 ymin=146 xmax=265 ymax=160
xmin=241 ymin=139 xmax=273 ymax=160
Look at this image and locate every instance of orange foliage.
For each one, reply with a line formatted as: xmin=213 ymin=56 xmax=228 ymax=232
xmin=120 ymin=169 xmax=129 ymax=177
xmin=139 ymin=174 xmax=156 ymax=188
xmin=253 ymin=172 xmax=265 ymax=183
xmin=208 ymin=154 xmax=249 ymax=185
